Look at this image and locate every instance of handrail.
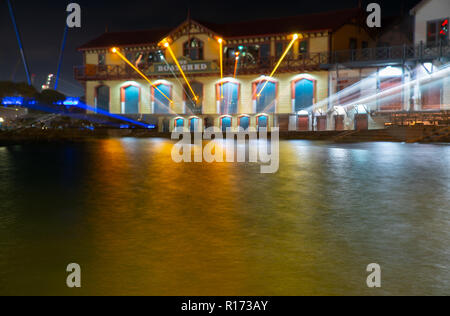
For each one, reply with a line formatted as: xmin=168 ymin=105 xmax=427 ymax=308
xmin=74 ymin=42 xmax=450 ymax=80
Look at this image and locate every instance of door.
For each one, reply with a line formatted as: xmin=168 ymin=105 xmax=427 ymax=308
xmin=355 ymin=114 xmax=368 ymax=130
xmin=162 ymin=119 xmax=170 ymax=133
xmin=380 ymin=78 xmax=402 ymax=111
xmin=317 ymin=116 xmax=327 ymax=131
xmin=422 ymin=81 xmax=442 ymax=110
xmin=297 ymin=115 xmax=309 ymax=131
xmin=124 ymin=86 xmax=139 ymax=114
xmin=335 ymin=115 xmax=345 ymax=131
xmin=96 ymin=85 xmax=110 ymax=112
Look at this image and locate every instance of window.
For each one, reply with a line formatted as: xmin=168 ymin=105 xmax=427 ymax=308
xmin=148 ymin=50 xmax=165 ymax=64
xmin=427 ymin=18 xmax=449 ymax=46
xmin=217 ymin=81 xmax=239 ymax=114
xmin=254 ymin=80 xmax=277 ymax=113
xmin=98 ymin=53 xmax=106 ymax=66
xmin=276 ymin=42 xmax=285 ymax=58
xmin=349 ymin=38 xmax=357 ymax=50
xmin=299 ymin=40 xmax=308 ymax=54
xmin=183 ymin=38 xmax=204 ymax=60
xmin=152 ymin=83 xmax=172 ymax=114
xmin=184 ymin=82 xmax=203 ymax=115
xmin=225 ymin=45 xmax=260 ymax=65
xmin=293 ymin=78 xmax=314 ymax=112
xmin=362 ymin=41 xmax=369 ymax=49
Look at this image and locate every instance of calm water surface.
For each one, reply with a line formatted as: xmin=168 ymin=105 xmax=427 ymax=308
xmin=0 ymin=139 xmax=448 ymax=295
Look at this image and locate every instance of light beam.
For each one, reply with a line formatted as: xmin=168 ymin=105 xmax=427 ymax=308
xmin=257 ymin=34 xmax=300 ymax=97
xmin=162 ymin=41 xmax=199 ymax=102
xmin=233 ymin=52 xmax=240 ymax=79
xmin=111 ymin=47 xmax=173 ymax=104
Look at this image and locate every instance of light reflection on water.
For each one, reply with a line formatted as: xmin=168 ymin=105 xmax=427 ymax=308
xmin=0 ymin=139 xmax=448 ymax=295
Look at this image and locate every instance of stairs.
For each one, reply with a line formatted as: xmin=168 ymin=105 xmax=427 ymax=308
xmin=334 ymin=129 xmax=401 ymax=142
xmin=406 ymin=126 xmax=450 ymax=143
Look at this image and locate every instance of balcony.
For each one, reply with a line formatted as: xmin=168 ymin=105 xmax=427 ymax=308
xmin=321 ymin=42 xmax=450 ymax=68
xmin=74 ymin=54 xmax=327 ymax=81
xmin=74 ymin=43 xmax=450 ymax=81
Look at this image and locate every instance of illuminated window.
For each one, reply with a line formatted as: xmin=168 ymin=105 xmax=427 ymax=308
xmin=152 ymin=83 xmax=172 ymax=114
xmin=293 ymin=78 xmax=314 ymax=112
xmin=183 ymin=38 xmax=204 ymax=60
xmin=184 ymin=82 xmax=203 ymax=115
xmin=254 ymin=80 xmax=277 ymax=113
xmin=225 ymin=45 xmax=260 ymax=65
xmin=239 ymin=116 xmax=250 ymax=130
xmin=148 ymin=50 xmax=165 ymax=64
xmin=217 ymin=82 xmax=239 ymax=114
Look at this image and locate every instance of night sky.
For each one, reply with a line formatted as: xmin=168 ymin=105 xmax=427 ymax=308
xmin=0 ymin=0 xmax=420 ymax=97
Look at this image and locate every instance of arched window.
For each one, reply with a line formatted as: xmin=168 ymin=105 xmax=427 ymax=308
xmin=183 ymin=38 xmax=204 ymax=60
xmin=253 ymin=79 xmax=277 ymax=113
xmin=190 ymin=117 xmax=200 ymax=132
xmin=239 ymin=116 xmax=250 ymax=130
xmin=121 ymin=84 xmax=140 ymax=114
xmin=175 ymin=118 xmax=185 ymax=129
xmin=96 ymin=85 xmax=110 ymax=112
xmin=152 ymin=83 xmax=172 ymax=114
xmin=221 ymin=116 xmax=232 ymax=132
xmin=292 ymin=78 xmax=315 ymax=112
xmin=184 ymin=82 xmax=203 ymax=114
xmin=217 ymin=81 xmax=239 ymax=115
xmin=257 ymin=115 xmax=268 ymax=131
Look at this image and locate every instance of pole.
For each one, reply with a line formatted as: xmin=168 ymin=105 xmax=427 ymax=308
xmin=55 ymin=26 xmax=69 ymax=90
xmin=6 ymin=0 xmax=32 ymax=86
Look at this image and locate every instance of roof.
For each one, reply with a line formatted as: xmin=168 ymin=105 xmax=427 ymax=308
xmin=410 ymin=0 xmax=432 ymax=15
xmin=78 ymin=28 xmax=172 ymax=50
xmin=199 ymin=8 xmax=364 ymax=37
xmin=79 ymin=8 xmax=363 ymax=50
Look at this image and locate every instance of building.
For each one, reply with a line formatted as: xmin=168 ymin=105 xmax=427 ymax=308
xmin=322 ymin=0 xmax=450 ymax=130
xmin=75 ymin=8 xmax=373 ymax=132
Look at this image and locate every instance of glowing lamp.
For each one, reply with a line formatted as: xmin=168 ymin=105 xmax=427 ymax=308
xmin=111 ymin=47 xmax=118 ymax=53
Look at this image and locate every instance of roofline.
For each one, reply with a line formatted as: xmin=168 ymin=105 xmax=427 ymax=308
xmin=410 ymin=0 xmax=430 ymax=15
xmin=78 ymin=8 xmax=364 ymax=51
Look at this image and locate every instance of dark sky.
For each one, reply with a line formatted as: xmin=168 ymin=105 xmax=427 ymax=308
xmin=0 ymin=0 xmax=420 ymax=96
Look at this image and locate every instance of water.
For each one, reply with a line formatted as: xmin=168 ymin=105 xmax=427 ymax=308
xmin=0 ymin=139 xmax=448 ymax=296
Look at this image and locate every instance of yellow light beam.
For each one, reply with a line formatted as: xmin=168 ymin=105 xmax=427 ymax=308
xmin=163 ymin=42 xmax=199 ymax=102
xmin=111 ymin=47 xmax=173 ymax=104
xmin=218 ymin=38 xmax=224 ymax=81
xmin=218 ymin=38 xmax=224 ymax=99
xmin=257 ymin=34 xmax=300 ymax=97
xmin=233 ymin=52 xmax=240 ymax=78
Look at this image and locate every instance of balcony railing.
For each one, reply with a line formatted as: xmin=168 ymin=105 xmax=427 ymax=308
xmin=323 ymin=42 xmax=450 ymax=66
xmin=74 ymin=43 xmax=450 ymax=81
